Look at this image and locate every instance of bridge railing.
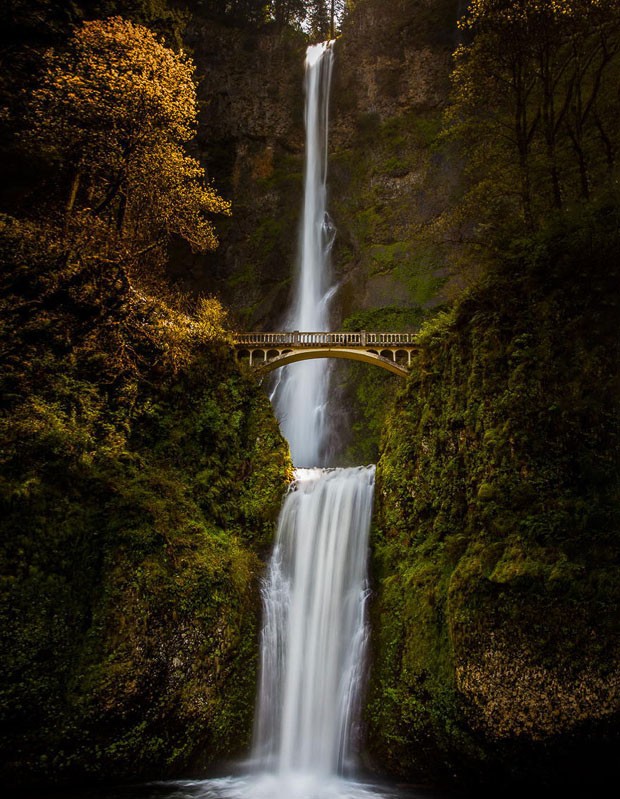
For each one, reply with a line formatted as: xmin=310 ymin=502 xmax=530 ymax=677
xmin=234 ymin=331 xmax=417 ymax=347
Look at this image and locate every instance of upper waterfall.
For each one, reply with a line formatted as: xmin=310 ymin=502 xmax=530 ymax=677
xmin=272 ymin=41 xmax=336 ymax=467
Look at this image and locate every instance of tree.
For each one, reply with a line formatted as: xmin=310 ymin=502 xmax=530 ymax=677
xmin=304 ymin=0 xmax=347 ymax=38
xmin=270 ymin=0 xmax=309 ymax=28
xmin=448 ymin=0 xmax=620 ymax=234
xmin=29 ymin=16 xmax=230 ymax=259
xmin=185 ymin=1 xmax=349 ymax=35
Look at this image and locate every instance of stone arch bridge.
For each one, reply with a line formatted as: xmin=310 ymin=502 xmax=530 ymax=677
xmin=234 ymin=331 xmax=417 ymax=377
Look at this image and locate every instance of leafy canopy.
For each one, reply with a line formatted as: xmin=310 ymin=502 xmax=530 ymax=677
xmin=30 ymin=16 xmax=230 ymax=258
xmin=448 ymin=0 xmax=620 ymax=239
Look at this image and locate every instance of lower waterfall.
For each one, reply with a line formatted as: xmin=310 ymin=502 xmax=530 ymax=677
xmin=178 ymin=467 xmax=410 ymax=799
xmin=252 ymin=466 xmax=375 ymax=777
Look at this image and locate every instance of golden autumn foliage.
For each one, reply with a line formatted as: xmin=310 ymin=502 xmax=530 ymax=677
xmin=0 ymin=213 xmax=230 ymax=381
xmin=29 ymin=16 xmax=230 ymax=258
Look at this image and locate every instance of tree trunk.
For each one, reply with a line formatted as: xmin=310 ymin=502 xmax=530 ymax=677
xmin=64 ymin=169 xmax=81 ymax=233
xmin=513 ymin=66 xmax=535 ymax=230
xmin=116 ymin=190 xmax=127 ymax=236
xmin=567 ymin=128 xmax=590 ymax=199
xmin=594 ymin=112 xmax=616 ymax=172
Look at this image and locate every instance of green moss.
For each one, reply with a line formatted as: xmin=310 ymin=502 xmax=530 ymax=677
xmin=0 ymin=223 xmax=290 ymax=786
xmin=367 ymin=205 xmax=620 ymax=786
xmin=327 ymin=103 xmax=452 ymax=399
xmin=337 ymin=306 xmax=430 ymax=464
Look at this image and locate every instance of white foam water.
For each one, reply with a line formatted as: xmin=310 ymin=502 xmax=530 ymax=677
xmin=252 ymin=467 xmax=375 ymax=777
xmin=273 ymin=41 xmax=336 ymax=467
xmin=161 ymin=773 xmax=405 ymax=799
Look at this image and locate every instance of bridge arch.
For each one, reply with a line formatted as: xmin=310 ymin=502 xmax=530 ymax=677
xmin=234 ymin=331 xmax=417 ymax=377
xmin=253 ymin=347 xmax=409 ymax=377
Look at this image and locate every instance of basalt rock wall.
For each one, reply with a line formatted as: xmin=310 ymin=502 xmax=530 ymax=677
xmin=176 ymin=0 xmax=462 ymax=330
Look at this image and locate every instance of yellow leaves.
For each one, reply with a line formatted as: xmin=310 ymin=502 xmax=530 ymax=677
xmin=31 ymin=16 xmax=197 ymax=152
xmin=465 ymin=0 xmax=620 ymax=30
xmin=153 ymin=295 xmax=231 ymax=372
xmin=194 ymin=297 xmax=231 ymax=343
xmin=28 ymin=15 xmax=231 ymax=263
xmin=123 ymin=142 xmax=230 ymax=254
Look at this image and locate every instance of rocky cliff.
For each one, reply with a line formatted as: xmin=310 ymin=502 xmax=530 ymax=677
xmin=175 ymin=0 xmax=462 ymax=333
xmin=170 ymin=20 xmax=307 ymax=328
xmin=330 ymin=0 xmax=460 ymax=319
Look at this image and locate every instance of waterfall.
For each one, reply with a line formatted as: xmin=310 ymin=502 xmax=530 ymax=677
xmin=252 ymin=466 xmax=375 ymax=777
xmin=180 ymin=42 xmax=393 ymax=799
xmin=272 ymin=41 xmax=336 ymax=467
xmin=250 ymin=42 xmax=377 ymax=795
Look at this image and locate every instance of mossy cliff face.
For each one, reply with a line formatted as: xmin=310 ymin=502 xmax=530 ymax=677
xmin=329 ymin=0 xmax=461 ymax=321
xmin=0 ymin=221 xmax=290 ymax=786
xmin=169 ymin=19 xmax=307 ymax=328
xmin=366 ymin=209 xmax=620 ymax=789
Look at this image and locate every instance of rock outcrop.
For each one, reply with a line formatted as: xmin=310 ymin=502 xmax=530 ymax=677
xmin=367 ymin=207 xmax=620 ymax=791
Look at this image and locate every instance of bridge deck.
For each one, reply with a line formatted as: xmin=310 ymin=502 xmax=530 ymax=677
xmin=234 ymin=331 xmax=418 ymax=377
xmin=235 ymin=331 xmax=417 ymax=347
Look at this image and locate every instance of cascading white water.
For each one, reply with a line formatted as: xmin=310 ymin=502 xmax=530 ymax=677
xmin=272 ymin=41 xmax=336 ymax=467
xmin=252 ymin=466 xmax=375 ymax=778
xmin=251 ymin=42 xmax=379 ymax=795
xmin=175 ymin=41 xmax=400 ymax=799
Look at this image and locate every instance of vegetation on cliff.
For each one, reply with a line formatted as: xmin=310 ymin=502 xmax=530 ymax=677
xmin=0 ymin=12 xmax=289 ymax=786
xmin=368 ymin=203 xmax=620 ymax=788
xmin=29 ymin=16 xmax=231 ymax=268
xmin=0 ymin=218 xmax=289 ymax=785
xmin=445 ymin=0 xmax=620 ymax=247
xmin=193 ymin=0 xmax=348 ymax=37
xmin=367 ymin=0 xmax=620 ymax=790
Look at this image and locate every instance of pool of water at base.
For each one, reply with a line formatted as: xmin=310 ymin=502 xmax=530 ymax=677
xmin=15 ymin=772 xmax=466 ymax=799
